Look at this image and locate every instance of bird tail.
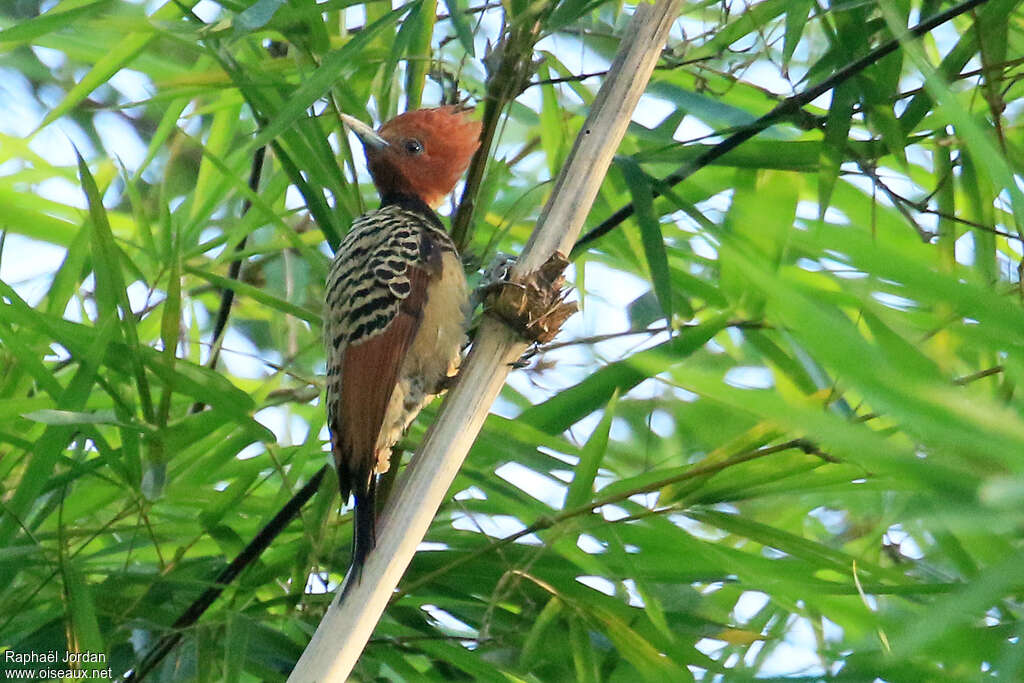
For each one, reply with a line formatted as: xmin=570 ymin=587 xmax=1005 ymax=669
xmin=340 ymin=476 xmax=377 ymax=597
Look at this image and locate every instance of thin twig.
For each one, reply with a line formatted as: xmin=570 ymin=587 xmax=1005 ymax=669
xmin=450 ymin=16 xmax=544 ymax=252
xmin=859 ymin=167 xmax=1020 ymax=241
xmin=188 ymin=142 xmax=266 ymax=417
xmin=572 ymin=0 xmax=990 ymax=255
xmin=529 ymin=54 xmax=716 ymax=87
xmin=124 ymin=467 xmax=326 ymax=682
xmin=953 ymin=365 xmax=1004 ymax=385
xmin=396 ymin=438 xmax=813 ymax=598
xmin=538 ymin=319 xmax=764 ymax=352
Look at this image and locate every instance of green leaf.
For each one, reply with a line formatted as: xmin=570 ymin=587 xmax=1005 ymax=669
xmin=77 ymin=149 xmax=155 ymax=422
xmin=403 ymin=0 xmax=437 ymax=111
xmin=225 ymin=613 xmax=251 ymax=683
xmin=144 ymin=358 xmax=263 ymax=427
xmin=21 ymin=409 xmax=148 ymax=430
xmin=519 ymin=597 xmax=562 ymax=667
xmin=818 ymin=81 xmax=856 ymax=217
xmin=569 ymin=614 xmax=600 ymax=683
xmin=189 ymin=97 xmax=243 ymax=223
xmin=442 ymin=0 xmax=475 ymax=56
xmin=686 ymin=0 xmax=788 ymax=61
xmin=565 ymin=390 xmax=618 ymax=509
xmin=0 ymin=314 xmax=117 ymax=547
xmin=184 ymin=265 xmax=321 ymax=325
xmin=618 ymin=156 xmax=673 ymax=326
xmin=538 ymin=63 xmax=567 ymax=179
xmin=721 ymin=169 xmax=797 ymax=314
xmin=521 ymin=315 xmax=730 ymax=434
xmin=62 ymin=560 xmax=105 ymax=666
xmin=881 ymin=2 xmax=1024 ymax=223
xmin=34 ymin=0 xmax=190 ymax=132
xmin=782 ymin=0 xmax=814 ymax=67
xmin=247 ymin=4 xmax=410 ymax=153
xmin=0 ymin=0 xmax=113 ymax=45
xmin=585 ymin=602 xmax=690 ymax=681
xmin=234 ymin=0 xmax=287 ymax=33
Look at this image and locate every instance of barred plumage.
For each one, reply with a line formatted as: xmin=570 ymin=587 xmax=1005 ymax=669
xmin=328 ymin=106 xmax=479 ymax=588
xmin=325 ymin=205 xmax=463 ymax=442
xmin=325 ymin=205 xmax=444 ymax=349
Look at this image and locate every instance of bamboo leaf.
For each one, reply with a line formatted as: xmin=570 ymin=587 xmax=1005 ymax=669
xmin=62 ymin=560 xmax=105 ymax=666
xmin=0 ymin=0 xmax=112 ymax=45
xmin=247 ymin=4 xmax=410 ymax=153
xmin=442 ymin=0 xmax=475 ymax=56
xmin=619 ymin=156 xmax=673 ymax=326
xmin=521 ymin=315 xmax=730 ymax=434
xmin=77 ymin=149 xmax=155 ymax=422
xmin=818 ymin=81 xmax=856 ymax=216
xmin=235 ymin=0 xmax=288 ymax=33
xmin=565 ymin=390 xmax=618 ymax=509
xmin=403 ymin=0 xmax=436 ymax=111
xmin=34 ymin=0 xmax=190 ymax=132
xmin=782 ymin=0 xmax=814 ymax=67
xmin=184 ymin=265 xmax=321 ymax=325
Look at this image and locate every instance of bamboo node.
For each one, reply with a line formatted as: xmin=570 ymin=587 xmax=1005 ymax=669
xmin=484 ymin=251 xmax=577 ymax=344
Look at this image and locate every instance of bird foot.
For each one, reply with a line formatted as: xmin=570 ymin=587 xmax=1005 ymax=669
xmin=482 ymin=251 xmax=577 ymax=344
xmin=432 ymin=372 xmax=459 ymax=394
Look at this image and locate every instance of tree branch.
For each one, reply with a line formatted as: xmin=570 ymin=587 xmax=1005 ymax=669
xmin=286 ymin=1 xmax=685 ymax=678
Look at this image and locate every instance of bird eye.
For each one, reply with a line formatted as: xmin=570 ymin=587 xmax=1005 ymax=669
xmin=403 ymin=139 xmax=424 ymax=155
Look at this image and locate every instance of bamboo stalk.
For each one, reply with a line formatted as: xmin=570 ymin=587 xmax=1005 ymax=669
xmin=287 ymin=1 xmax=684 ymax=678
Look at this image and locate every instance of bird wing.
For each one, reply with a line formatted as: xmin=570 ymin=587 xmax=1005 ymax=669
xmin=333 ymin=263 xmax=432 ymax=582
xmin=334 ymin=263 xmax=431 ymax=486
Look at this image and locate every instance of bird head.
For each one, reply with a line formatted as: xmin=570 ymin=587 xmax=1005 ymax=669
xmin=341 ymin=106 xmax=482 ymax=209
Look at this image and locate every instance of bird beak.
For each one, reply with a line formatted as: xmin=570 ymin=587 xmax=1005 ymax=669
xmin=340 ymin=113 xmax=389 ymax=150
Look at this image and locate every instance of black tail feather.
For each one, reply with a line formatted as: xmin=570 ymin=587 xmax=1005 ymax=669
xmin=340 ymin=477 xmax=377 ymax=597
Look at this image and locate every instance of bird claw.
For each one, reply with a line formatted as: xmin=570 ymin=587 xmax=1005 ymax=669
xmin=432 ymin=372 xmax=459 ymax=393
xmin=483 ymin=252 xmax=518 ymax=285
xmin=470 ymin=252 xmax=517 ymax=312
xmin=483 ymin=251 xmax=577 ymax=344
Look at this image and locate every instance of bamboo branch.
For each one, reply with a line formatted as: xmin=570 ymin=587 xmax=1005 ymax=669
xmin=286 ymin=1 xmax=684 ymax=679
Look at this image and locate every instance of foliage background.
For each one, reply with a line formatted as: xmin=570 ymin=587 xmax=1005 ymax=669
xmin=1 ymin=0 xmax=1023 ymax=680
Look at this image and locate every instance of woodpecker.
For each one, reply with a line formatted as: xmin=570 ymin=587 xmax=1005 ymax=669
xmin=325 ymin=107 xmax=481 ymax=583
